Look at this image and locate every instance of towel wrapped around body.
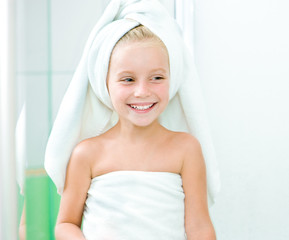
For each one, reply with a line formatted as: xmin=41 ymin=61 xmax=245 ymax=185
xmin=82 ymin=171 xmax=186 ymax=240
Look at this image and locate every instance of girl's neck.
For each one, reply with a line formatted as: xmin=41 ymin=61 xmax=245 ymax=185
xmin=111 ymin=119 xmax=166 ymax=144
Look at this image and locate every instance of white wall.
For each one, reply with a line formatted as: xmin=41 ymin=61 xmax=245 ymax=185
xmin=193 ymin=0 xmax=289 ymax=239
xmin=16 ymin=0 xmax=111 ymax=168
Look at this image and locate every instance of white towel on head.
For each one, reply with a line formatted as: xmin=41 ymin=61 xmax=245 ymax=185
xmin=44 ymin=0 xmax=220 ymax=206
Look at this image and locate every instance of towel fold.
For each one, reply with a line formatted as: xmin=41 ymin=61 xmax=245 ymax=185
xmin=44 ymin=0 xmax=220 ymax=205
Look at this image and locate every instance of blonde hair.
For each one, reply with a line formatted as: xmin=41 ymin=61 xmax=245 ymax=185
xmin=113 ymin=25 xmax=167 ymax=52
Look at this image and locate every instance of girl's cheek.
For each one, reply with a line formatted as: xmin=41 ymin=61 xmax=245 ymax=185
xmin=156 ymin=84 xmax=169 ymax=96
xmin=110 ymin=87 xmax=129 ymax=103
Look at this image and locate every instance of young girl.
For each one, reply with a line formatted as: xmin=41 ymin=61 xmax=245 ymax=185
xmin=45 ymin=0 xmax=220 ymax=239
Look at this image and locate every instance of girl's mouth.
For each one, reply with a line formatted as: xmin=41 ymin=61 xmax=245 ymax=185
xmin=128 ymin=103 xmax=156 ymax=111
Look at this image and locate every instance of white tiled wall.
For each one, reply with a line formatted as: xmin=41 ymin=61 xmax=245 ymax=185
xmin=50 ymin=0 xmax=111 ymax=72
xmin=16 ymin=0 xmax=49 ymax=73
xmin=16 ymin=0 xmax=111 ymax=168
xmin=25 ymin=74 xmax=50 ymax=168
xmin=16 ymin=0 xmax=49 ymax=169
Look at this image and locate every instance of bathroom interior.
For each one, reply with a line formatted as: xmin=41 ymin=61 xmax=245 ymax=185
xmin=0 ymin=0 xmax=289 ymax=239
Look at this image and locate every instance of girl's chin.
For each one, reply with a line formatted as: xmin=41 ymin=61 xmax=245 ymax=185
xmin=121 ymin=117 xmax=159 ymax=128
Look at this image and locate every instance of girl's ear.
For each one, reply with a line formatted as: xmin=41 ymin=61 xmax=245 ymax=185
xmin=106 ymin=82 xmax=110 ymax=95
xmin=106 ymin=72 xmax=110 ymax=94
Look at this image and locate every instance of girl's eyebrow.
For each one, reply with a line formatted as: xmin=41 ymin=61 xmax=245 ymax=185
xmin=149 ymin=68 xmax=170 ymax=76
xmin=116 ymin=68 xmax=168 ymax=76
xmin=116 ymin=71 xmax=134 ymax=77
xmin=149 ymin=68 xmax=168 ymax=73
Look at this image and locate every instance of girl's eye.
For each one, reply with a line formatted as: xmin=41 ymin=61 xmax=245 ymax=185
xmin=122 ymin=78 xmax=134 ymax=82
xmin=152 ymin=76 xmax=164 ymax=81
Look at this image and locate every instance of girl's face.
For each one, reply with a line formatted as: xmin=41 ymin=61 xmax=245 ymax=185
xmin=107 ymin=40 xmax=170 ymax=128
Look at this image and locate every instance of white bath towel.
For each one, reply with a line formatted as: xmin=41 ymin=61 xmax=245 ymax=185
xmin=44 ymin=0 xmax=220 ymax=205
xmin=82 ymin=171 xmax=186 ymax=240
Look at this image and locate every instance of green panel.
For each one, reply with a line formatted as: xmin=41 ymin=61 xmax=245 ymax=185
xmin=26 ymin=176 xmax=50 ymax=240
xmin=25 ymin=175 xmax=60 ymax=240
xmin=48 ymin=177 xmax=60 ymax=239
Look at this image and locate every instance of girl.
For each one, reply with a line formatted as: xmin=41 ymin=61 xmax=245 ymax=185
xmin=45 ymin=0 xmax=220 ymax=239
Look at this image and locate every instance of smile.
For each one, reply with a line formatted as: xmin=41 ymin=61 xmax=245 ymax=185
xmin=128 ymin=103 xmax=156 ymax=111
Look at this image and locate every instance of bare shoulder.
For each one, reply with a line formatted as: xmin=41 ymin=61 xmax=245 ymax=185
xmin=169 ymin=131 xmax=202 ymax=156
xmin=173 ymin=131 xmax=201 ymax=146
xmin=63 ymin=136 xmax=105 ymax=191
xmin=168 ymin=131 xmax=204 ymax=173
xmin=70 ymin=136 xmax=104 ymax=166
xmin=57 ymin=136 xmax=105 ymax=227
xmin=73 ymin=136 xmax=103 ymax=155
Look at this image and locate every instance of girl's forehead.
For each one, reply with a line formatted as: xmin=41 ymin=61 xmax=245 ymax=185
xmin=109 ymin=41 xmax=170 ymax=73
xmin=112 ymin=40 xmax=169 ymax=63
xmin=112 ymin=39 xmax=168 ymax=56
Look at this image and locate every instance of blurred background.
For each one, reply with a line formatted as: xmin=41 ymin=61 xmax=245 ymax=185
xmin=0 ymin=0 xmax=288 ymax=239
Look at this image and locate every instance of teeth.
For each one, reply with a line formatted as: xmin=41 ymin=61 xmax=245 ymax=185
xmin=130 ymin=104 xmax=154 ymax=110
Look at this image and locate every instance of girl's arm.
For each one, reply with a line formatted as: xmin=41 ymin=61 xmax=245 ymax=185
xmin=19 ymin=204 xmax=26 ymax=240
xmin=180 ymin=134 xmax=216 ymax=240
xmin=55 ymin=142 xmax=93 ymax=240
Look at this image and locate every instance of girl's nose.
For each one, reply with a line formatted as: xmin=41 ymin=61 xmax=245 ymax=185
xmin=134 ymin=81 xmax=151 ymax=98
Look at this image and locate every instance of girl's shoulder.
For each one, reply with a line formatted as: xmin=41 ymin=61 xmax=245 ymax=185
xmin=166 ymin=130 xmax=201 ymax=150
xmin=161 ymin=130 xmax=203 ymax=175
xmin=69 ymin=135 xmax=106 ymax=167
xmin=162 ymin=130 xmax=202 ymax=162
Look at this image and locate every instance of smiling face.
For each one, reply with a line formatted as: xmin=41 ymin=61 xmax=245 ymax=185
xmin=107 ymin=40 xmax=170 ymax=128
